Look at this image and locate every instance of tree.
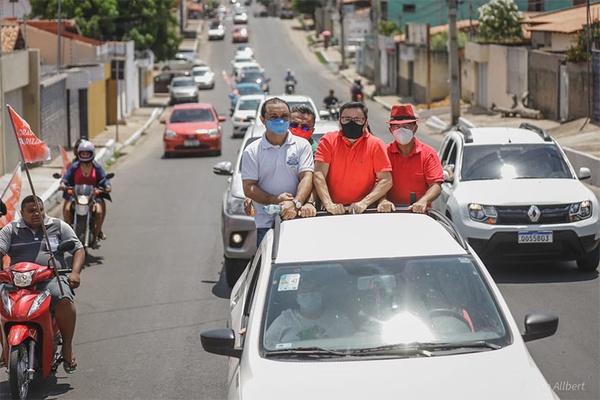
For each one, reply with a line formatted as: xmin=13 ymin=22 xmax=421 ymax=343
xmin=378 ymin=21 xmax=402 ymax=37
xmin=28 ymin=0 xmax=182 ymax=61
xmin=476 ymin=0 xmax=523 ymax=43
xmin=566 ymin=21 xmax=600 ymax=63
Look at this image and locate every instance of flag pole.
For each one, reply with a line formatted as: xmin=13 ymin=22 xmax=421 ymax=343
xmin=7 ymin=105 xmax=65 ymax=295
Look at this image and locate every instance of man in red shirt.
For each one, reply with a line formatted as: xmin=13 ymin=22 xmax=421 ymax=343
xmin=378 ymin=104 xmax=443 ymax=213
xmin=314 ymin=102 xmax=392 ymax=214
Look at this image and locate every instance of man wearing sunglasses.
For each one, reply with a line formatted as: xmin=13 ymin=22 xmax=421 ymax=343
xmin=314 ymin=102 xmax=392 ymax=215
xmin=242 ymin=98 xmax=317 ymax=247
xmin=289 ymin=105 xmax=318 ymax=156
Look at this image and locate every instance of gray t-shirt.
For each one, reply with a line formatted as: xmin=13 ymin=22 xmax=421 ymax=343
xmin=242 ymin=132 xmax=314 ymax=228
xmin=0 ymin=216 xmax=83 ymax=269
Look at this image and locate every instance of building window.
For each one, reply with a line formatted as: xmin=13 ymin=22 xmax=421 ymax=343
xmin=403 ymin=4 xmax=416 ymax=13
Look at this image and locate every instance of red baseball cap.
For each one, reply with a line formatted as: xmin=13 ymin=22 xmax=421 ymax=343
xmin=388 ymin=104 xmax=419 ymax=125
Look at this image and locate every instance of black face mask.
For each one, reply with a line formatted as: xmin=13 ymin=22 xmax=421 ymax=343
xmin=341 ymin=121 xmax=364 ymax=139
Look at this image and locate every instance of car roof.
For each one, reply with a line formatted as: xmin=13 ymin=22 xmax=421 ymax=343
xmin=192 ymin=65 xmax=212 ymax=71
xmin=461 ymin=127 xmax=552 ymax=145
xmin=171 ymin=76 xmax=194 ymax=82
xmin=272 ymin=213 xmax=468 ymax=264
xmin=172 ymin=103 xmax=213 ymax=110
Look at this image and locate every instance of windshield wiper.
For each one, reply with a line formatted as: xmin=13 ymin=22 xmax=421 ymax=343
xmin=351 ymin=344 xmax=434 ymax=357
xmin=419 ymin=340 xmax=502 ymax=352
xmin=265 ymin=346 xmax=349 ymax=358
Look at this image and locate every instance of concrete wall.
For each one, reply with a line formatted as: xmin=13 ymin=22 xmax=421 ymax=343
xmin=26 ymin=25 xmax=102 ymax=66
xmin=430 ymin=50 xmax=449 ymax=102
xmin=566 ymin=62 xmax=591 ymax=120
xmin=39 ymin=74 xmax=68 ymax=155
xmin=88 ymin=77 xmax=107 ymax=138
xmin=528 ymin=50 xmax=562 ymax=120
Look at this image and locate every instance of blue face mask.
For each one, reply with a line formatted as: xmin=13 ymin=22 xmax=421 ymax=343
xmin=296 ymin=291 xmax=323 ymax=314
xmin=266 ymin=118 xmax=290 ymax=135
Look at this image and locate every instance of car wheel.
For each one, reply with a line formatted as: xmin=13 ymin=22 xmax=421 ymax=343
xmin=577 ymin=244 xmax=599 ymax=271
xmin=224 ymin=256 xmax=247 ymax=287
xmin=164 ymin=151 xmax=172 ymax=159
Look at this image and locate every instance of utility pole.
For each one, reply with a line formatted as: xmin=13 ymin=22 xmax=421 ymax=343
xmin=448 ymin=0 xmax=460 ymax=125
xmin=373 ymin=0 xmax=380 ymax=93
xmin=57 ymin=0 xmax=62 ymax=71
xmin=339 ymin=2 xmax=347 ymax=70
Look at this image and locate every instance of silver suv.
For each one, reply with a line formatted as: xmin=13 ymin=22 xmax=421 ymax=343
xmin=432 ymin=122 xmax=599 ymax=270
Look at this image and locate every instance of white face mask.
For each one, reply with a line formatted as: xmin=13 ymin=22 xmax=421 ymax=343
xmin=393 ymin=127 xmax=414 ymax=145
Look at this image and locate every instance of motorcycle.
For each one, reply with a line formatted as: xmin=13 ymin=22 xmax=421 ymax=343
xmin=351 ymin=84 xmax=364 ymax=103
xmin=55 ymin=172 xmax=115 ymax=252
xmin=285 ymin=82 xmax=295 ymax=95
xmin=324 ymin=100 xmax=340 ymax=121
xmin=0 ymin=240 xmax=76 ymax=400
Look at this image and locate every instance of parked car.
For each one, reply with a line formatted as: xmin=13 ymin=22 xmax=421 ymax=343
xmin=228 ymin=82 xmax=265 ymax=115
xmin=432 ymin=122 xmax=600 ymax=271
xmin=162 ymin=103 xmax=226 ymax=158
xmin=231 ymin=94 xmax=264 ymax=138
xmin=174 ymin=50 xmax=198 ymax=61
xmin=201 ymin=211 xmax=559 ymax=399
xmin=159 ymin=58 xmax=206 ymax=71
xmin=212 ymin=120 xmax=339 ymax=287
xmin=153 ymin=70 xmax=189 ymax=94
xmin=232 ymin=25 xmax=249 ymax=43
xmin=191 ymin=65 xmax=215 ymax=89
xmin=168 ymin=76 xmax=199 ymax=105
xmin=236 ymin=70 xmax=270 ymax=93
xmin=208 ymin=20 xmax=225 ymax=40
xmin=279 ymin=4 xmax=294 ymax=19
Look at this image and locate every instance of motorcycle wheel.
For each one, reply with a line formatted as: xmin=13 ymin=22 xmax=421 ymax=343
xmin=75 ymin=217 xmax=88 ymax=248
xmin=9 ymin=341 xmax=31 ymax=400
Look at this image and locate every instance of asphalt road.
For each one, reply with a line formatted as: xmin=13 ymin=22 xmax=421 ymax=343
xmin=1 ymin=6 xmax=597 ymax=400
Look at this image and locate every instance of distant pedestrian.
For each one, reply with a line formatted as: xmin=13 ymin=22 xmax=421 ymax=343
xmin=322 ymin=30 xmax=331 ymax=50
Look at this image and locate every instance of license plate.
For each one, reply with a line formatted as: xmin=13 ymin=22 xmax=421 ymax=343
xmin=518 ymin=231 xmax=553 ymax=244
xmin=184 ymin=140 xmax=199 ymax=147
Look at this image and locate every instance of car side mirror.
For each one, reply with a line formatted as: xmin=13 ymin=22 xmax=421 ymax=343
xmin=213 ymin=161 xmax=233 ymax=176
xmin=578 ymin=167 xmax=591 ymax=180
xmin=522 ymin=312 xmax=558 ymax=342
xmin=218 ymin=116 xmax=227 ymax=122
xmin=160 ymin=119 xmax=166 ymax=124
xmin=201 ymin=328 xmax=242 ymax=358
xmin=443 ymin=169 xmax=454 ymax=183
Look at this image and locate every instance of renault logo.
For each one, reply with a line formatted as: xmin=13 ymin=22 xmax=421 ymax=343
xmin=528 ymin=205 xmax=541 ymax=223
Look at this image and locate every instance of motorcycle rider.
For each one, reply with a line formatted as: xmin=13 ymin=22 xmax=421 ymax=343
xmin=59 ymin=140 xmax=112 ymax=249
xmin=0 ymin=195 xmax=85 ymax=373
xmin=350 ymin=77 xmax=364 ymax=102
xmin=284 ymin=68 xmax=297 ymax=93
xmin=323 ymin=89 xmax=340 ymax=120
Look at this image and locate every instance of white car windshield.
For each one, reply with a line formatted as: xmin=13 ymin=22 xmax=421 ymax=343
xmin=461 ymin=144 xmax=572 ymax=181
xmin=262 ymin=256 xmax=509 ymax=355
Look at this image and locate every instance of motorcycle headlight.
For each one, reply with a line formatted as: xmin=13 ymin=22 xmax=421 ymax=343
xmin=569 ymin=200 xmax=592 ymax=221
xmin=12 ymin=270 xmax=34 ymax=287
xmin=468 ymin=203 xmax=498 ymax=224
xmin=1 ymin=289 xmax=13 ymax=316
xmin=165 ymin=130 xmax=177 ymax=138
xmin=77 ymin=195 xmax=89 ymax=205
xmin=28 ymin=290 xmax=50 ymax=316
xmin=227 ymin=195 xmax=247 ymax=216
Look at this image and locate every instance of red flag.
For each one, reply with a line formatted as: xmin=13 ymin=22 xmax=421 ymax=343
xmin=7 ymin=105 xmax=51 ymax=164
xmin=59 ymin=145 xmax=72 ymax=175
xmin=0 ymin=163 xmax=22 ymax=228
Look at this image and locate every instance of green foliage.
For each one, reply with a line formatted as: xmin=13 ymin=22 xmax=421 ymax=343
xmin=476 ymin=0 xmax=523 ymax=43
xmin=430 ymin=30 xmax=468 ymax=51
xmin=293 ymin=0 xmax=319 ymax=15
xmin=28 ymin=0 xmax=182 ymax=61
xmin=378 ymin=20 xmax=402 ymax=37
xmin=565 ymin=21 xmax=600 ymax=63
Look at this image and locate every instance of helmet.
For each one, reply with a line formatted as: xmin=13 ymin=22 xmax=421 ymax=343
xmin=77 ymin=140 xmax=95 ymax=162
xmin=354 ymin=77 xmax=362 ymax=83
xmin=286 ymin=69 xmax=291 ymax=73
xmin=73 ymin=138 xmax=86 ymax=157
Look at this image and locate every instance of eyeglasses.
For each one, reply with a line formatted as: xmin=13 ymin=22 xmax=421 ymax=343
xmin=340 ymin=116 xmax=366 ymax=125
xmin=289 ymin=122 xmax=312 ymax=131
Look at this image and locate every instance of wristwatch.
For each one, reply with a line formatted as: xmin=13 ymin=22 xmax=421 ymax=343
xmin=293 ymin=199 xmax=302 ymax=210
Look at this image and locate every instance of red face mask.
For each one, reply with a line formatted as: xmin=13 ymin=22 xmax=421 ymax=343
xmin=289 ymin=126 xmax=312 ymax=141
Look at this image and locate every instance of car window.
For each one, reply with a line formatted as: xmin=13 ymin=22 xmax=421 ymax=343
xmin=261 ymin=256 xmax=510 ymax=353
xmin=238 ymin=99 xmax=261 ymax=111
xmin=170 ymin=108 xmax=215 ymax=123
xmin=192 ymin=70 xmax=209 ymax=76
xmin=461 ymin=144 xmax=572 ymax=181
xmin=440 ymin=138 xmax=457 ymax=168
xmin=172 ymin=78 xmax=195 ymax=87
xmin=238 ymin=86 xmax=263 ymax=95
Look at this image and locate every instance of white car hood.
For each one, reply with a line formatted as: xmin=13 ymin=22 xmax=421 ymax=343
xmin=454 ymin=178 xmax=595 ymax=205
xmin=240 ymin=346 xmax=556 ymax=399
xmin=234 ymin=110 xmax=257 ymax=120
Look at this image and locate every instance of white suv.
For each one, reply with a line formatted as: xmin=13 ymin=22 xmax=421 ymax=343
xmin=432 ymin=122 xmax=599 ymax=270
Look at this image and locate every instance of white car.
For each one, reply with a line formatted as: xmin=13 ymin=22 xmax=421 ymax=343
xmin=233 ymin=8 xmax=248 ymax=24
xmin=248 ymin=94 xmax=324 ymax=130
xmin=231 ymin=94 xmax=263 ymax=138
xmin=190 ymin=65 xmax=215 ymax=89
xmin=212 ymin=120 xmax=339 ymax=287
xmin=432 ymin=122 xmax=600 ymax=270
xmin=168 ymin=76 xmax=198 ymax=105
xmin=208 ymin=20 xmax=225 ymax=40
xmin=201 ymin=211 xmax=559 ymax=399
xmin=235 ymin=45 xmax=254 ymax=59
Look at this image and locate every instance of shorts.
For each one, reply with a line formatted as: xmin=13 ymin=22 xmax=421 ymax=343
xmin=0 ymin=275 xmax=75 ymax=313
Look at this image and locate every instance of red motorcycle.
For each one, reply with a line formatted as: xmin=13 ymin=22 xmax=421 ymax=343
xmin=1 ymin=241 xmax=75 ymax=399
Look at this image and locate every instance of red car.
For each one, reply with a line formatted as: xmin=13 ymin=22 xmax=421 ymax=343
xmin=232 ymin=25 xmax=249 ymax=43
xmin=162 ymin=103 xmax=226 ymax=157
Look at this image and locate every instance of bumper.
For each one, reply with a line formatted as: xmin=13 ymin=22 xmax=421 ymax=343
xmin=221 ymin=202 xmax=257 ymax=260
xmin=232 ymin=122 xmax=252 ymax=136
xmin=196 ymin=82 xmax=214 ymax=89
xmin=164 ymin=136 xmax=221 ymax=153
xmin=170 ymin=95 xmax=198 ymax=104
xmin=469 ymin=231 xmax=600 ymax=262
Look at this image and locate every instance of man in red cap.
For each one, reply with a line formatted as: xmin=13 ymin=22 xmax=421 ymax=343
xmin=378 ymin=104 xmax=443 ymax=213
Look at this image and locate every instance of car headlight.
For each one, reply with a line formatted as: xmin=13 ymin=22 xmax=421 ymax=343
xmin=468 ymin=203 xmax=498 ymax=224
xmin=1 ymin=288 xmax=13 ymax=315
xmin=207 ymin=128 xmax=219 ymax=137
xmin=227 ymin=195 xmax=247 ymax=216
xmin=165 ymin=130 xmax=177 ymax=138
xmin=28 ymin=290 xmax=50 ymax=316
xmin=569 ymin=200 xmax=592 ymax=221
xmin=12 ymin=270 xmax=35 ymax=287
